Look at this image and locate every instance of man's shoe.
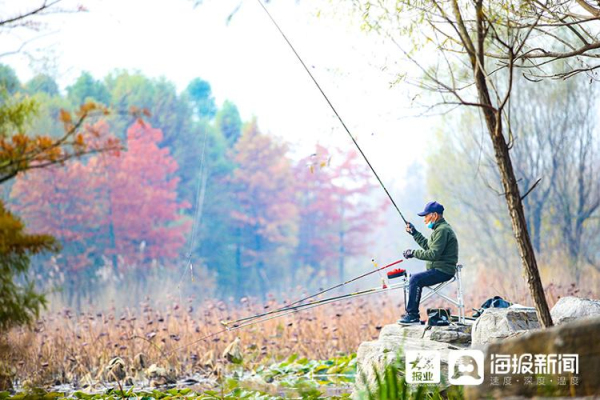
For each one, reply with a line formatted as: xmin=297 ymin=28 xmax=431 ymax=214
xmin=397 ymin=314 xmax=420 ymax=324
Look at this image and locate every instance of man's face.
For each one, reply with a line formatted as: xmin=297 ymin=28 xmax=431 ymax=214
xmin=424 ymin=212 xmax=438 ymax=224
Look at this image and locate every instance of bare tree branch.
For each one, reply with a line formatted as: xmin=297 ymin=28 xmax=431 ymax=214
xmin=0 ymin=0 xmax=63 ymax=27
xmin=575 ymin=0 xmax=600 ymax=16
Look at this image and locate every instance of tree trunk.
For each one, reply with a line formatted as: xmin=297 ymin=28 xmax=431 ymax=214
xmin=235 ymin=227 xmax=243 ymax=298
xmin=105 ymin=183 xmax=119 ymax=275
xmin=338 ymin=197 xmax=345 ymax=290
xmin=486 ymin=119 xmax=553 ymax=327
xmin=338 ymin=229 xmax=345 ymax=285
xmin=254 ymin=232 xmax=267 ymax=300
xmin=465 ymin=0 xmax=553 ymax=327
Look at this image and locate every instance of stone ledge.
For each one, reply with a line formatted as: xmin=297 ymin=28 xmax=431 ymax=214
xmin=551 ymin=296 xmax=600 ymax=325
xmin=466 ymin=316 xmax=600 ymax=398
xmin=472 ymin=308 xmax=540 ymax=346
xmin=354 ymin=322 xmax=472 ymax=396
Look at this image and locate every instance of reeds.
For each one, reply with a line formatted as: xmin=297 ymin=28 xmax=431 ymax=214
xmin=3 ymin=292 xmax=400 ymax=388
xmin=2 ymin=271 xmax=588 ymax=389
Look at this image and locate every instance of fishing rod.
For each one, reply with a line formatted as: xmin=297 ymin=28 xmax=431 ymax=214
xmin=221 ymin=259 xmax=404 ymax=328
xmin=165 ymin=4 xmax=417 ymax=357
xmin=222 ymin=277 xmax=410 ymax=331
xmin=165 ymin=269 xmax=408 ymax=357
xmin=255 ymin=0 xmax=408 ymax=225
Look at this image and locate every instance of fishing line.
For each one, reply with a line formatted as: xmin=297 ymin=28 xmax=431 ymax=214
xmin=177 ymin=122 xmax=210 ymax=302
xmin=163 ymin=3 xmax=416 ymax=359
xmin=219 ymin=259 xmax=403 ymax=328
xmin=371 ymin=258 xmax=388 ymax=289
xmin=255 ymin=0 xmax=408 ymax=224
xmin=165 ymin=273 xmax=409 ymax=357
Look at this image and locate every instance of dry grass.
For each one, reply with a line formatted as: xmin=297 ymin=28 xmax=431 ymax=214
xmin=3 ymin=265 xmax=593 ymax=389
xmin=3 ymin=290 xmax=402 ymax=388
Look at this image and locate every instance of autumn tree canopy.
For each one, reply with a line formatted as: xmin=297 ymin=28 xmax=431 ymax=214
xmin=11 ymin=121 xmax=190 ymax=272
xmin=2 ymin=61 xmax=387 ymax=303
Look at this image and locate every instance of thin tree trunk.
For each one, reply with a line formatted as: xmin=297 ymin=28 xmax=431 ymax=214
xmin=454 ymin=0 xmax=553 ymax=327
xmin=338 ymin=197 xmax=345 ymax=290
xmin=235 ymin=227 xmax=243 ymax=298
xmin=255 ymin=232 xmax=267 ymax=300
xmin=338 ymin=229 xmax=345 ymax=285
xmin=487 ymin=120 xmax=553 ymax=327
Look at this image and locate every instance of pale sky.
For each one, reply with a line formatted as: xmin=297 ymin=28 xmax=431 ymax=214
xmin=0 ymin=0 xmax=439 ymax=200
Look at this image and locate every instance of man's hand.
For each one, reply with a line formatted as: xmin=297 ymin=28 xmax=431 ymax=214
xmin=403 ymin=249 xmax=414 ymax=259
xmin=406 ymin=222 xmax=416 ymax=236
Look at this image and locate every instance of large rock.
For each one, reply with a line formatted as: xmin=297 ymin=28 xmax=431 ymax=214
xmin=471 ymin=308 xmax=540 ymax=345
xmin=354 ymin=323 xmax=471 ymax=396
xmin=551 ymin=296 xmax=600 ymax=325
xmin=430 ymin=325 xmax=472 ymax=345
xmin=465 ymin=316 xmax=600 ymax=398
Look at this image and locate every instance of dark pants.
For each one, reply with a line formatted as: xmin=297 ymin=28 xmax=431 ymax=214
xmin=406 ymin=269 xmax=454 ymax=316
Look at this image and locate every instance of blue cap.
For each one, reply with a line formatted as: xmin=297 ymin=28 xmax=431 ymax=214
xmin=417 ymin=201 xmax=445 ymax=217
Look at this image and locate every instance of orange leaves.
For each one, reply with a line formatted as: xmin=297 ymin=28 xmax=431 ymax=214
xmin=59 ymin=109 xmax=72 ymax=124
xmin=307 ymin=151 xmax=331 ymax=174
xmin=60 ymin=102 xmax=110 ymax=131
xmin=0 ymin=105 xmax=122 ymax=184
xmin=74 ymin=133 xmax=85 ymax=147
xmin=11 ymin=133 xmax=29 ymax=147
xmin=129 ymin=106 xmax=152 ymax=118
xmin=35 ymin=136 xmax=53 ymax=149
xmin=0 ymin=199 xmax=59 ymax=262
xmin=59 ymin=109 xmax=75 ymax=133
xmin=0 ymin=134 xmax=63 ymax=169
xmin=78 ymin=101 xmax=97 ymax=114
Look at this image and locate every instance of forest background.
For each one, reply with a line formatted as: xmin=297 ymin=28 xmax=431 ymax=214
xmin=1 ymin=0 xmax=599 ymax=318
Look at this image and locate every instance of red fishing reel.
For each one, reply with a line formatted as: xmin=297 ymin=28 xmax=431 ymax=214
xmin=387 ymin=268 xmax=407 ymax=279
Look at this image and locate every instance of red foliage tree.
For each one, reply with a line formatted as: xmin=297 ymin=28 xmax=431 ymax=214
xmin=294 ymin=145 xmax=340 ymax=270
xmin=10 ymin=160 xmax=99 ymax=271
xmin=11 ymin=120 xmax=190 ymax=272
xmin=294 ymin=145 xmax=384 ymax=284
xmin=90 ymin=121 xmax=190 ymax=267
xmin=229 ymin=120 xmax=298 ymax=295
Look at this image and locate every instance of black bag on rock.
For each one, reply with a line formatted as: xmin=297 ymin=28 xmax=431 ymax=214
xmin=472 ymin=295 xmax=512 ymax=318
xmin=427 ymin=308 xmax=451 ymax=326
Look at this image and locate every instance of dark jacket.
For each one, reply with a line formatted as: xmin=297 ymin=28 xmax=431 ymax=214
xmin=412 ymin=219 xmax=458 ymax=276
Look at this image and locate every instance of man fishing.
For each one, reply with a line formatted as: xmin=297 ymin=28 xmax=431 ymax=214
xmin=398 ymin=201 xmax=459 ymax=324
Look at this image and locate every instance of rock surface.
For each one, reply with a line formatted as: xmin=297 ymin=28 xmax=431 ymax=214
xmin=465 ymin=316 xmax=600 ymax=398
xmin=471 ymin=308 xmax=540 ymax=345
xmin=429 ymin=325 xmax=472 ymax=345
xmin=353 ymin=323 xmax=472 ymax=396
xmin=550 ymin=296 xmax=600 ymax=325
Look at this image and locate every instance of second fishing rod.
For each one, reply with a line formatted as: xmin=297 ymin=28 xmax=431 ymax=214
xmin=256 ymin=0 xmax=408 ymax=225
xmin=165 ymin=262 xmax=408 ymax=357
xmin=221 ymin=259 xmax=404 ymax=328
xmin=222 ymin=277 xmax=411 ymax=332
